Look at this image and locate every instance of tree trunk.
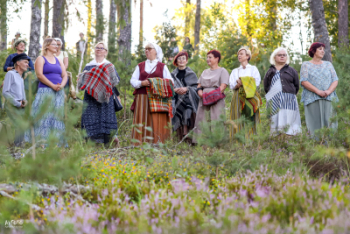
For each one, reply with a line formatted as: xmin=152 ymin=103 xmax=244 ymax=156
xmin=96 ymin=0 xmax=104 ymax=42
xmin=338 ymin=0 xmax=349 ymax=47
xmin=309 ymin=0 xmax=332 ymax=62
xmin=139 ymin=0 xmax=143 ymax=47
xmin=108 ymin=0 xmax=117 ymax=57
xmin=43 ymin=0 xmax=50 ymax=38
xmin=184 ymin=0 xmax=191 ymax=37
xmin=0 ymin=0 xmax=7 ymax=51
xmin=194 ymin=0 xmax=201 ymax=53
xmin=117 ymin=0 xmax=132 ymax=62
xmin=28 ymin=0 xmax=42 ymax=61
xmin=267 ymin=0 xmax=277 ymax=31
xmin=52 ymin=0 xmax=65 ymax=50
xmin=87 ymin=0 xmax=92 ymax=58
xmin=245 ymin=0 xmax=252 ymax=37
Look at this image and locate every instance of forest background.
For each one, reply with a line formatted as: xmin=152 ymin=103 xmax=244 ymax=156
xmin=0 ymin=0 xmax=350 ymax=233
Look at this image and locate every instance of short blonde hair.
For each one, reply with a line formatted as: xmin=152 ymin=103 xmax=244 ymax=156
xmin=42 ymin=37 xmax=56 ymax=56
xmin=237 ymin=46 xmax=252 ymax=62
xmin=95 ymin=41 xmax=108 ymax=56
xmin=270 ymin=47 xmax=290 ymax=65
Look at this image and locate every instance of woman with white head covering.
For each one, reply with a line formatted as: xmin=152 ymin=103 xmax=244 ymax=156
xmin=130 ymin=42 xmax=174 ymax=145
xmin=264 ymin=47 xmax=301 ymax=136
xmin=228 ymin=46 xmax=262 ymax=139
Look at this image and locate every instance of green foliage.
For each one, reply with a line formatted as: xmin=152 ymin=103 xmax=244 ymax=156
xmin=154 ymin=22 xmax=178 ymax=69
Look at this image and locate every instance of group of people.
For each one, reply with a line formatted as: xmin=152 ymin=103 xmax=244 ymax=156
xmin=130 ymin=41 xmax=338 ymax=146
xmin=1 ymin=36 xmax=338 ymax=147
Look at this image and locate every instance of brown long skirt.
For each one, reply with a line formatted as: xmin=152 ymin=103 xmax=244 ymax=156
xmin=131 ymin=94 xmax=171 ymax=145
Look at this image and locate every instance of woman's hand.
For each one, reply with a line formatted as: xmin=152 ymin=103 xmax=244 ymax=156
xmin=175 ymin=87 xmax=188 ymax=95
xmin=198 ymin=89 xmax=203 ymax=98
xmin=141 ymin=80 xmax=150 ymax=87
xmin=235 ymin=79 xmax=242 ymax=90
xmin=316 ymin=89 xmax=327 ymax=98
xmin=324 ymin=90 xmax=332 ymax=97
xmin=51 ymin=84 xmax=62 ymax=92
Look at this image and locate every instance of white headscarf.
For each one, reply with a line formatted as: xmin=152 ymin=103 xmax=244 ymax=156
xmin=149 ymin=42 xmax=164 ymax=62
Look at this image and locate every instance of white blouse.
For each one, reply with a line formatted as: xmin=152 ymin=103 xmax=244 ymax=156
xmin=229 ymin=64 xmax=261 ymax=90
xmin=130 ymin=59 xmax=173 ymax=89
xmin=55 ymin=51 xmax=68 ymax=62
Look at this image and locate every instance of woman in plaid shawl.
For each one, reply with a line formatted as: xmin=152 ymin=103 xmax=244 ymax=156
xmin=171 ymin=51 xmax=199 ymax=144
xmin=130 ymin=42 xmax=174 ymax=145
xmin=78 ymin=42 xmax=121 ymax=146
xmin=228 ymin=46 xmax=262 ymax=140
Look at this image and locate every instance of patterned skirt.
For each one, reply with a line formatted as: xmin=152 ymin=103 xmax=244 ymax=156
xmin=131 ymin=94 xmax=170 ymax=146
xmin=266 ymin=72 xmax=301 ymax=136
xmin=229 ymin=89 xmax=261 ymax=140
xmin=81 ymin=91 xmax=118 ymax=144
xmin=24 ymin=88 xmax=66 ymax=144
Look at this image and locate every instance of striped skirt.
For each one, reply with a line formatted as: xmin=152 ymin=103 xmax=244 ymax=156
xmin=24 ymin=88 xmax=66 ymax=144
xmin=131 ymin=94 xmax=171 ymax=145
xmin=266 ymin=72 xmax=301 ymax=136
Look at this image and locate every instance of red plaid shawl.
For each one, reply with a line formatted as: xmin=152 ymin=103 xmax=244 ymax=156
xmin=146 ymin=78 xmax=175 ymax=118
xmin=78 ymin=63 xmax=119 ymax=103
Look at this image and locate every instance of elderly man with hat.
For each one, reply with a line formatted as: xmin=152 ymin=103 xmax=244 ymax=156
xmin=3 ymin=39 xmax=34 ymax=72
xmin=2 ymin=53 xmax=30 ymax=146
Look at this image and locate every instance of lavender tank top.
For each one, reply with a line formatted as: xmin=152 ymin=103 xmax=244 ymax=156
xmin=38 ymin=56 xmax=63 ymax=88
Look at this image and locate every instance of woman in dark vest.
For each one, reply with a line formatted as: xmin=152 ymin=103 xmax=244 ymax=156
xmin=130 ymin=42 xmax=174 ymax=145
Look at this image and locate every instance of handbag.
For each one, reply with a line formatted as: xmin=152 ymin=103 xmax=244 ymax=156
xmin=113 ymin=87 xmax=123 ymax=112
xmin=202 ymin=87 xmax=226 ymax=106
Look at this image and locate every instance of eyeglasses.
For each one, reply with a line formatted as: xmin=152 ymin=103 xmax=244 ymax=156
xmin=50 ymin=44 xmax=58 ymax=47
xmin=177 ymin=56 xmax=187 ymax=61
xmin=145 ymin=48 xmax=154 ymax=51
xmin=95 ymin=47 xmax=106 ymax=50
xmin=276 ymin=54 xmax=287 ymax=57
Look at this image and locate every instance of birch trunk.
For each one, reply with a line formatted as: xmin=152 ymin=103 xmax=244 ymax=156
xmin=28 ymin=0 xmax=42 ymax=61
xmin=338 ymin=0 xmax=349 ymax=47
xmin=52 ymin=0 xmax=65 ymax=50
xmin=117 ymin=0 xmax=132 ymax=62
xmin=308 ymin=0 xmax=332 ymax=62
xmin=96 ymin=0 xmax=104 ymax=42
xmin=87 ymin=0 xmax=92 ymax=58
xmin=194 ymin=0 xmax=201 ymax=53
xmin=139 ymin=0 xmax=143 ymax=47
xmin=108 ymin=0 xmax=117 ymax=55
xmin=0 ymin=0 xmax=7 ymax=51
xmin=43 ymin=0 xmax=50 ymax=38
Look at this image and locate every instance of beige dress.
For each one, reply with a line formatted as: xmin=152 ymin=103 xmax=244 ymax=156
xmin=193 ymin=67 xmax=230 ymax=143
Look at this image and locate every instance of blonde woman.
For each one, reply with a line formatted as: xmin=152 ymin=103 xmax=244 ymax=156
xmin=78 ymin=42 xmax=121 ymax=146
xmin=228 ymin=46 xmax=262 ymax=138
xmin=24 ymin=38 xmax=68 ymax=145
